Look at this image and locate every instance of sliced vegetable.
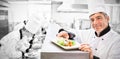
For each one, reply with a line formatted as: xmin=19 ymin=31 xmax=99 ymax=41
xmin=57 ymin=38 xmax=76 ymax=47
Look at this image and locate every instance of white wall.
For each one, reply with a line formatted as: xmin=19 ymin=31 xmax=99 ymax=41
xmin=8 ymin=1 xmax=28 ymax=31
xmin=9 ymin=1 xmax=28 ymax=23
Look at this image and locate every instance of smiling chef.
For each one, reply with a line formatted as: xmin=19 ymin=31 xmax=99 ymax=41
xmin=57 ymin=1 xmax=120 ymax=59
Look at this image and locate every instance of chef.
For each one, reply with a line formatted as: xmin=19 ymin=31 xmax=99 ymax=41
xmin=57 ymin=6 xmax=120 ymax=59
xmin=0 ymin=16 xmax=41 ymax=59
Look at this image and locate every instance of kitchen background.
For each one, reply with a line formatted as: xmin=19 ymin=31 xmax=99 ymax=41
xmin=0 ymin=0 xmax=120 ymax=39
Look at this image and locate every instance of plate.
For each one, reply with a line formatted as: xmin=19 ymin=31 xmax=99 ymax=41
xmin=51 ymin=39 xmax=80 ymax=50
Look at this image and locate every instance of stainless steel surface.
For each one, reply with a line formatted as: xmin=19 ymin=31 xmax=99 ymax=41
xmin=41 ymin=37 xmax=89 ymax=59
xmin=41 ymin=23 xmax=89 ymax=59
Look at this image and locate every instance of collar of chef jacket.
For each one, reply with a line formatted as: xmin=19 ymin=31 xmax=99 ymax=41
xmin=95 ymin=25 xmax=110 ymax=37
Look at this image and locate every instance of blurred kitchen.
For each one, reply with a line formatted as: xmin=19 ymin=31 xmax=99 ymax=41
xmin=0 ymin=0 xmax=120 ymax=59
xmin=0 ymin=0 xmax=120 ymax=39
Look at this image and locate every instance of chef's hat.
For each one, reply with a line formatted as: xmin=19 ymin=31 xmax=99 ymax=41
xmin=89 ymin=6 xmax=107 ymax=16
xmin=88 ymin=0 xmax=107 ymax=16
xmin=25 ymin=17 xmax=41 ymax=34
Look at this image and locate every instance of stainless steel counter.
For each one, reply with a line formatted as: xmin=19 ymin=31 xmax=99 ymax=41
xmin=41 ymin=23 xmax=89 ymax=59
xmin=41 ymin=40 xmax=89 ymax=59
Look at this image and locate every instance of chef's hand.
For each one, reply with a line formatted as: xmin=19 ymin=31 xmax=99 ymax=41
xmin=57 ymin=31 xmax=69 ymax=39
xmin=79 ymin=44 xmax=93 ymax=59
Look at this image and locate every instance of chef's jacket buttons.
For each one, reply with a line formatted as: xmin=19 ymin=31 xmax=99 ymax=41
xmin=95 ymin=48 xmax=97 ymax=50
xmin=102 ymin=38 xmax=104 ymax=40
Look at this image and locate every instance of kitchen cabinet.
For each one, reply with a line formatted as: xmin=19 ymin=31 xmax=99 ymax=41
xmin=0 ymin=1 xmax=9 ymax=39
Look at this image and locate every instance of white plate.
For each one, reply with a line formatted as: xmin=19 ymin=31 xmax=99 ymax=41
xmin=52 ymin=39 xmax=80 ymax=50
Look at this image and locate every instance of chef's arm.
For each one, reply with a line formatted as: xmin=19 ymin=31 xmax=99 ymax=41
xmin=57 ymin=28 xmax=83 ymax=43
xmin=58 ymin=28 xmax=76 ymax=40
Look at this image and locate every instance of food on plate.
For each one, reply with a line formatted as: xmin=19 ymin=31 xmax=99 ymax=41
xmin=57 ymin=37 xmax=75 ymax=47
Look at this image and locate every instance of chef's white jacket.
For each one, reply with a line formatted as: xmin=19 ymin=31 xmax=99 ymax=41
xmin=69 ymin=28 xmax=120 ymax=59
xmin=0 ymin=30 xmax=22 ymax=59
xmin=0 ymin=29 xmax=41 ymax=59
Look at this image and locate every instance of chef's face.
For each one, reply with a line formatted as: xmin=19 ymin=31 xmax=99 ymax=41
xmin=90 ymin=12 xmax=109 ymax=33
